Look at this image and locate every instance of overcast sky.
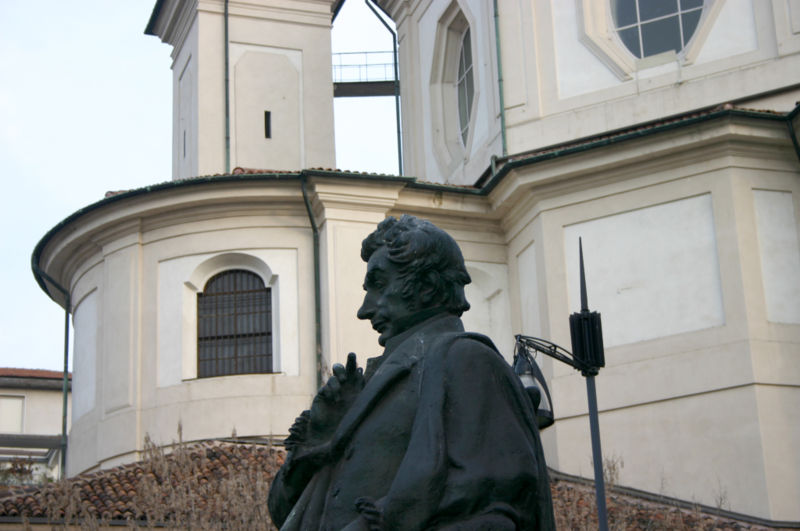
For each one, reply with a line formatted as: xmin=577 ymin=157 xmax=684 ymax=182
xmin=0 ymin=0 xmax=396 ymax=371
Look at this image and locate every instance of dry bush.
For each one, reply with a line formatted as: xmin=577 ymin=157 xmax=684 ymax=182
xmin=550 ymin=476 xmax=768 ymax=530
xmin=7 ymin=441 xmax=769 ymax=530
xmin=26 ymin=436 xmax=283 ymax=530
xmin=131 ymin=436 xmax=278 ymax=530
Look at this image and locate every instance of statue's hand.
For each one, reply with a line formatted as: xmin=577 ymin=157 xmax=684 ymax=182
xmin=306 ymin=352 xmax=364 ymax=447
xmin=355 ymin=497 xmax=383 ymax=531
xmin=284 ymin=410 xmax=311 ymax=453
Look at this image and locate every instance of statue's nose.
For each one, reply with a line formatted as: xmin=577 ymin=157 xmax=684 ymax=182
xmin=357 ymin=298 xmax=372 ymax=320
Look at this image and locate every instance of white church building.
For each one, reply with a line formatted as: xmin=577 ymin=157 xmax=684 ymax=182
xmin=32 ymin=0 xmax=800 ymax=522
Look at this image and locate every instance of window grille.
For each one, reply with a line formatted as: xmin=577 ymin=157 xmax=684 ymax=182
xmin=612 ymin=0 xmax=704 ymax=59
xmin=197 ymin=270 xmax=273 ymax=377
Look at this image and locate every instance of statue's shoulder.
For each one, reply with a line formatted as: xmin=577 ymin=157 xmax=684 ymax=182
xmin=435 ymin=330 xmax=508 ymax=370
xmin=454 ymin=331 xmax=500 ymax=353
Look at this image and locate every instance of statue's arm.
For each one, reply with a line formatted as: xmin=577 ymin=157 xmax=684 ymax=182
xmin=267 ymin=452 xmax=302 ymax=528
xmin=268 ymin=353 xmax=365 ymax=528
xmin=267 ymin=411 xmax=326 ymax=527
xmin=435 ymin=338 xmax=554 ymax=529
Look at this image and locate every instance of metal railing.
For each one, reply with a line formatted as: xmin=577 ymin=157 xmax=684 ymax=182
xmin=332 ymin=51 xmax=396 ymax=83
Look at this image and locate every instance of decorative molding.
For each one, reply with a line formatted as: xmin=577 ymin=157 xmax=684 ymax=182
xmin=576 ymin=0 xmax=722 ymax=77
xmin=428 ymin=0 xmax=479 ymax=179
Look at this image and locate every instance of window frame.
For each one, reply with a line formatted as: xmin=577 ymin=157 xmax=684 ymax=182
xmin=176 ymin=251 xmax=299 ymax=384
xmin=0 ymin=395 xmax=25 ymax=434
xmin=577 ymin=0 xmax=720 ymax=79
xmin=456 ymin=27 xmax=474 ymax=147
xmin=612 ymin=0 xmax=705 ymax=60
xmin=429 ymin=1 xmax=479 ymax=176
xmin=196 ymin=269 xmax=275 ymax=378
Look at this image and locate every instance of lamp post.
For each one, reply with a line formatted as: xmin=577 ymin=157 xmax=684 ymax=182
xmin=514 ymin=238 xmax=608 ymax=530
xmin=512 ymin=343 xmax=554 ymax=429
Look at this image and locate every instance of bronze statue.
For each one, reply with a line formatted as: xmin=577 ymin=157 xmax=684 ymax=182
xmin=268 ymin=215 xmax=555 ymax=530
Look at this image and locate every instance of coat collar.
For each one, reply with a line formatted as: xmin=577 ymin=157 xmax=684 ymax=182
xmin=331 ymin=313 xmax=463 ymax=455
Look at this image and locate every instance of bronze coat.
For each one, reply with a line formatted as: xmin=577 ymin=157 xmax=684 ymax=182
xmin=269 ymin=314 xmax=555 ymax=530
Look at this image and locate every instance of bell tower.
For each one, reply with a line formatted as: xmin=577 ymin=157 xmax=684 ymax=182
xmin=146 ymin=0 xmax=338 ymax=179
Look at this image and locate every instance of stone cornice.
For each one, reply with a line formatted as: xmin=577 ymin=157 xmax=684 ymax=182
xmin=33 ymin=108 xmax=799 ymax=308
xmin=147 ymin=0 xmax=337 ymax=60
xmin=309 ymin=177 xmax=405 ymax=225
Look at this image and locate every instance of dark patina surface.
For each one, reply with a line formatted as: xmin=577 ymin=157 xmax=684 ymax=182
xmin=268 ymin=215 xmax=555 ymax=530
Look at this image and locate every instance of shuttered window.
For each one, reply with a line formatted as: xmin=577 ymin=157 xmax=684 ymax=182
xmin=197 ymin=270 xmax=273 ymax=377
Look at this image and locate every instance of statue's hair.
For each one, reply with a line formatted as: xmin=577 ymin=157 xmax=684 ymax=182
xmin=361 ymin=215 xmax=471 ymax=316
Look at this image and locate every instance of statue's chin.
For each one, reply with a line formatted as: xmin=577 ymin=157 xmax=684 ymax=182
xmin=377 ymin=331 xmax=391 ymax=346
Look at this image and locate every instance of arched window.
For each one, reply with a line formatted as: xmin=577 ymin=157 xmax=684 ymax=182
xmin=456 ymin=27 xmax=474 ymax=146
xmin=612 ymin=0 xmax=705 ymax=59
xmin=197 ymin=269 xmax=273 ymax=377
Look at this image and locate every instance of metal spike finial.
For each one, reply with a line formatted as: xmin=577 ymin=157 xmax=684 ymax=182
xmin=579 ymin=238 xmax=588 ymax=312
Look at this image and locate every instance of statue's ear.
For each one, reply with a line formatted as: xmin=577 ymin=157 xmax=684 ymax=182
xmin=417 ymin=270 xmax=441 ymax=306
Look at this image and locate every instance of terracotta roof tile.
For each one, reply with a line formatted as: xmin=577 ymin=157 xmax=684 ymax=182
xmin=0 ymin=440 xmax=284 ymax=527
xmin=231 ymin=167 xmax=300 ymax=175
xmin=0 ymin=368 xmax=71 ymax=380
xmin=0 ymin=440 xmax=780 ymax=529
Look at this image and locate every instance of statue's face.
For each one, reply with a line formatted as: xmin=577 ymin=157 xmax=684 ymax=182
xmin=357 ymin=246 xmax=417 ymax=346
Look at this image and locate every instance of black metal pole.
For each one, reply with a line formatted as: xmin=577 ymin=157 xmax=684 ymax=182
xmin=31 ymin=264 xmax=71 ymax=479
xmin=364 ymin=0 xmax=403 ymax=175
xmin=586 ymin=374 xmax=608 ymax=530
xmin=60 ymin=293 xmax=70 ymax=478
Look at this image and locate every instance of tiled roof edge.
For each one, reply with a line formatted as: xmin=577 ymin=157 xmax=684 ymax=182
xmin=31 ymin=170 xmax=418 ymax=305
xmin=479 ymin=104 xmax=794 ymax=194
xmin=32 ymin=104 xmax=798 ymax=304
xmin=549 ymin=468 xmax=800 ymax=529
xmin=0 ymin=368 xmax=71 ymax=379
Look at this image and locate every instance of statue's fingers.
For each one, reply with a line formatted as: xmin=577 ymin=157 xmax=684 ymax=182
xmin=327 ymin=375 xmax=342 ymax=398
xmin=346 ymin=352 xmax=358 ymax=376
xmin=318 ymin=386 xmax=331 ymax=400
xmin=332 ymin=363 xmax=346 ymax=382
xmin=319 ymin=377 xmax=337 ymax=400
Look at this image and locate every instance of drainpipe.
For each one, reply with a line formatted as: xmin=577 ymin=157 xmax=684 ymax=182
xmin=365 ymin=0 xmax=403 ymax=175
xmin=493 ymin=0 xmax=507 ymax=157
xmin=300 ymin=176 xmax=324 ymax=389
xmin=30 ymin=264 xmax=70 ymax=479
xmin=224 ymin=0 xmax=231 ymax=173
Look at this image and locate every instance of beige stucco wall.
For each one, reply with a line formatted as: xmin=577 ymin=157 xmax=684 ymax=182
xmin=56 ymin=182 xmax=320 ymax=475
xmin=42 ymin=175 xmax=524 ymax=476
xmin=0 ymin=381 xmax=71 ymax=481
xmin=37 ymin=113 xmax=800 ymax=519
xmin=0 ymin=387 xmax=70 ymax=437
xmin=31 ymin=0 xmax=800 ymax=521
xmin=496 ymin=116 xmax=800 ymax=520
xmin=382 ymin=0 xmax=800 ymax=185
xmin=152 ymin=0 xmax=337 ymax=179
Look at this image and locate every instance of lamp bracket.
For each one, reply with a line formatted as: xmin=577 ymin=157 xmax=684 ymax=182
xmin=515 ymin=334 xmax=593 ymax=374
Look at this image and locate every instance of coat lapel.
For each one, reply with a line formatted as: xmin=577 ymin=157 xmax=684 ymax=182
xmin=330 ymin=314 xmax=462 ymax=457
xmin=331 ymin=337 xmax=422 ymax=456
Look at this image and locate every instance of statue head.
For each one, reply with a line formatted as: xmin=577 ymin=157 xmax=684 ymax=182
xmin=357 ymin=215 xmax=471 ymax=345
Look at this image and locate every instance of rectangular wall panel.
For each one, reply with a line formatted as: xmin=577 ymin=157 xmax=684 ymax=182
xmin=0 ymin=396 xmax=24 ymax=433
xmin=753 ymin=190 xmax=800 ymax=324
xmin=564 ymin=194 xmax=724 ymax=347
xmin=72 ymin=291 xmax=98 ymax=420
xmin=463 ymin=262 xmax=515 ymax=360
xmin=102 ymin=248 xmax=137 ymax=413
xmin=516 ymin=241 xmax=542 ymax=337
